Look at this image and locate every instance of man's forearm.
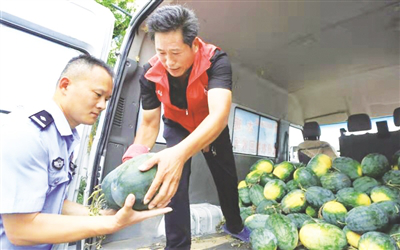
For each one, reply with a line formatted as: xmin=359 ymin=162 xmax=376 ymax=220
xmin=133 ymin=123 xmax=159 ymax=148
xmin=175 ymin=89 xmax=231 ymax=161
xmin=3 ymin=213 xmax=116 ymax=246
xmin=62 ymin=199 xmax=90 ymax=216
xmin=175 ymin=111 xmax=227 ymax=161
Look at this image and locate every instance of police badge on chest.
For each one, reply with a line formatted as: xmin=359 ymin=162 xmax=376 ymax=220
xmin=52 ymin=157 xmax=64 ymax=170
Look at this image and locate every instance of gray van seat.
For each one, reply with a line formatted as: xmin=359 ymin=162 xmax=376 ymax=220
xmin=347 ymin=113 xmax=371 ymax=132
xmin=394 ymin=107 xmax=400 ymax=126
xmin=298 ymin=121 xmax=338 ymax=164
xmin=340 ymin=113 xmax=400 ymax=162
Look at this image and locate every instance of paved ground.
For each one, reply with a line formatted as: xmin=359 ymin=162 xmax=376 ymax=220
xmin=136 ymin=232 xmax=252 ymax=250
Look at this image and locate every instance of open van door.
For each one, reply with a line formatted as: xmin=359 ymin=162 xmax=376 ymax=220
xmin=0 ymin=1 xmax=114 ymax=248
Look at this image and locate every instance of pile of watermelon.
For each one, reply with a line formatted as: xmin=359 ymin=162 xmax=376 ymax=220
xmin=237 ymin=152 xmax=400 ymax=250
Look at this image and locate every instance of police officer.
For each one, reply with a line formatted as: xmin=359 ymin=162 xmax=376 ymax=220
xmin=0 ymin=54 xmax=172 ymax=250
xmin=122 ymin=5 xmax=250 ymax=249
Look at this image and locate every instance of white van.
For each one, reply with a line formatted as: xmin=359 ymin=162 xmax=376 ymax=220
xmin=2 ymin=0 xmax=399 ymax=249
xmin=88 ymin=1 xmax=400 ymax=249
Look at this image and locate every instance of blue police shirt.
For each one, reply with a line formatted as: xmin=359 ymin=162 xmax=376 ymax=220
xmin=0 ymin=101 xmax=80 ymax=250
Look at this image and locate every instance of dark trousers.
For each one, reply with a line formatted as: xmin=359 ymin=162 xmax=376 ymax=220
xmin=163 ymin=118 xmax=243 ymax=250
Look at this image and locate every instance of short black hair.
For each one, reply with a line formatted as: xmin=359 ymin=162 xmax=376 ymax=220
xmin=146 ymin=5 xmax=199 ymax=47
xmin=59 ymin=54 xmax=114 ymax=83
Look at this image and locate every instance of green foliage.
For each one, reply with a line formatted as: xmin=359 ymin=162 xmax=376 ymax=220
xmin=95 ymin=0 xmax=136 ymax=67
xmin=77 ymin=177 xmax=87 ymax=204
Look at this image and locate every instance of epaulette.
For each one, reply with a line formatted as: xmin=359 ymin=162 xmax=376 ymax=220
xmin=29 ymin=110 xmax=54 ymax=130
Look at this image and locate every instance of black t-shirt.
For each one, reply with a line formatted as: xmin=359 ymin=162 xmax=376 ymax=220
xmin=140 ymin=49 xmax=232 ymax=110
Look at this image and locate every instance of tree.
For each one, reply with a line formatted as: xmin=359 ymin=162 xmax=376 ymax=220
xmin=95 ymin=0 xmax=137 ymax=67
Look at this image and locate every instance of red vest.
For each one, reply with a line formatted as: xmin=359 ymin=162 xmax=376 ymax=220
xmin=144 ymin=39 xmax=218 ymax=132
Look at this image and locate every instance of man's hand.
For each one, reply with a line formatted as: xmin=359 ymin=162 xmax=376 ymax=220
xmin=138 ymin=147 xmax=186 ymax=209
xmin=113 ymin=194 xmax=172 ymax=230
xmin=122 ymin=144 xmax=150 ymax=162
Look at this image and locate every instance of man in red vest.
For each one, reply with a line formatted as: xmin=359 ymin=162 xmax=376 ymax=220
xmin=122 ymin=5 xmax=250 ymax=249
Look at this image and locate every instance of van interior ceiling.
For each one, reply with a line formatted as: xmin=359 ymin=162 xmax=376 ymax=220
xmin=158 ymin=0 xmax=400 ymax=126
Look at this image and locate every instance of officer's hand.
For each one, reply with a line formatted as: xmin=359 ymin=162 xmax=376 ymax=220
xmin=114 ymin=194 xmax=172 ymax=229
xmin=139 ymin=147 xmax=185 ymax=209
xmin=122 ymin=144 xmax=149 ymax=162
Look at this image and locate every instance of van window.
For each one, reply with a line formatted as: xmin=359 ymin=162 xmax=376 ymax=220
xmin=319 ymin=123 xmax=345 ymax=155
xmin=0 ymin=24 xmax=81 ymax=116
xmin=232 ymin=107 xmax=278 ymax=157
xmin=258 ymin=116 xmax=278 ymax=157
xmin=288 ymin=125 xmax=303 ymax=162
xmin=232 ymin=108 xmax=260 ymax=155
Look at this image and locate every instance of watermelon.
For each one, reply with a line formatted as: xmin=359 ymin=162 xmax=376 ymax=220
xmin=286 ymin=213 xmax=313 ymax=229
xmin=281 ymin=189 xmax=307 ymax=214
xmin=370 ymin=185 xmax=400 ymax=203
xmin=345 ymin=205 xmax=389 ymax=233
xmin=305 ymin=206 xmax=317 ymax=218
xmin=332 ymin=156 xmax=362 ymax=180
xmin=361 ymin=153 xmax=390 ymax=178
xmin=306 ymin=153 xmax=332 ymax=177
xmin=260 ymin=172 xmax=278 ymax=186
xmin=286 ymin=180 xmax=299 ymax=192
xmin=246 ymin=170 xmax=264 ymax=185
xmin=250 ymin=228 xmax=278 ymax=250
xmin=103 ymin=153 xmax=157 ymax=211
xmin=250 ymin=158 xmax=274 ymax=173
xmin=392 ymin=149 xmax=400 ymax=168
xmin=387 ymin=224 xmax=400 ymax=247
xmin=265 ymin=213 xmax=298 ymax=250
xmin=240 ymin=206 xmax=256 ymax=221
xmin=286 ymin=213 xmax=312 ymax=229
xmin=244 ymin=213 xmax=270 ymax=231
xmin=305 ymin=186 xmax=335 ymax=209
xmin=302 ymin=218 xmax=328 ymax=226
xmin=336 ymin=187 xmax=371 ymax=208
xmin=238 ymin=180 xmax=252 ymax=206
xmin=342 ymin=226 xmax=361 ymax=249
xmin=352 ymin=176 xmax=380 ymax=195
xmin=293 ymin=167 xmax=320 ymax=189
xmin=101 ymin=165 xmax=124 ymax=210
xmin=321 ymin=200 xmax=347 ymax=228
xmin=273 ymin=161 xmax=295 ymax=182
xmin=263 ymin=179 xmax=287 ymax=202
xmin=382 ymin=170 xmax=400 ymax=187
xmin=320 ymin=172 xmax=352 ymax=193
xmin=358 ymin=231 xmax=398 ymax=250
xmin=249 ymin=184 xmax=265 ymax=206
xmin=370 ymin=200 xmax=400 ymax=224
xmin=256 ymin=199 xmax=281 ymax=215
xmin=299 ymin=222 xmax=347 ymax=250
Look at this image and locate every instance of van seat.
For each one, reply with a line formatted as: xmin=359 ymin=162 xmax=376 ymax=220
xmin=376 ymin=121 xmax=389 ymax=138
xmin=394 ymin=107 xmax=400 ymax=126
xmin=298 ymin=121 xmax=337 ymax=164
xmin=347 ymin=113 xmax=371 ymax=132
xmin=302 ymin=121 xmax=320 ymax=140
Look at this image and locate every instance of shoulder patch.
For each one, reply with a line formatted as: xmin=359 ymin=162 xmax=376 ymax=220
xmin=29 ymin=110 xmax=54 ymax=129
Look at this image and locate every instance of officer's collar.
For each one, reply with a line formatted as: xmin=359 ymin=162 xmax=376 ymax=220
xmin=47 ymin=100 xmax=77 ymax=137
